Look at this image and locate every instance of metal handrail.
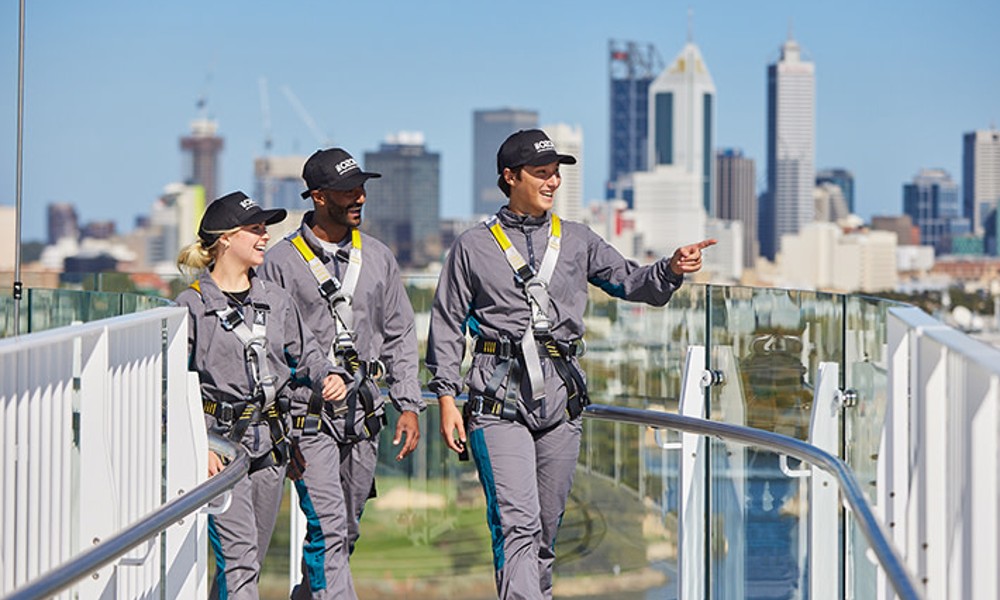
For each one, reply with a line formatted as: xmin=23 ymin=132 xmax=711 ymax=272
xmin=583 ymin=403 xmax=925 ymax=600
xmin=1 ymin=434 xmax=249 ymax=600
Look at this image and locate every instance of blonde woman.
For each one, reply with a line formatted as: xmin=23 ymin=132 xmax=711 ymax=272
xmin=176 ymin=191 xmax=347 ymax=600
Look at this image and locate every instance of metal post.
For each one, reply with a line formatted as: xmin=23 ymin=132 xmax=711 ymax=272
xmin=12 ymin=0 xmax=26 ymax=336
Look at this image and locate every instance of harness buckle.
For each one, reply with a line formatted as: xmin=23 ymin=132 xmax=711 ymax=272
xmin=514 ymin=264 xmax=535 ymax=284
xmin=470 ymin=395 xmax=484 ymax=417
xmin=497 ymin=337 xmax=513 ymax=360
xmin=219 ymin=308 xmax=244 ymax=331
xmin=318 ymin=278 xmax=341 ymax=299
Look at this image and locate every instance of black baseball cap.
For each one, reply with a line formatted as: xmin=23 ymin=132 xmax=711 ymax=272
xmin=198 ymin=191 xmax=286 ymax=246
xmin=496 ymin=129 xmax=577 ymax=174
xmin=300 ymin=148 xmax=382 ymax=198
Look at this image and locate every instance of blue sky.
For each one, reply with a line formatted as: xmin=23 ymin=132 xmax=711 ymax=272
xmin=1 ymin=0 xmax=997 ymax=242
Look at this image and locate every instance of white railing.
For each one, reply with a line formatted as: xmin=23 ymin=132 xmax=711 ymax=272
xmin=883 ymin=306 xmax=1000 ymax=600
xmin=0 ymin=307 xmax=208 ymax=599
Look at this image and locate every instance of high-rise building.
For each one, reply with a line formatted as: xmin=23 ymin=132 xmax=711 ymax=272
xmin=903 ymin=168 xmax=968 ymax=255
xmin=608 ymin=40 xmax=663 ymax=198
xmin=47 ymin=203 xmax=79 ymax=244
xmin=762 ymin=35 xmax=815 ymax=261
xmin=254 ymin=155 xmax=310 ymax=210
xmin=541 ymin=123 xmax=584 ymax=222
xmin=816 ymin=168 xmax=855 ymax=213
xmin=180 ymin=119 xmax=224 ymax=203
xmin=146 ymin=183 xmax=206 ymax=267
xmin=871 ymin=214 xmax=919 ymax=246
xmin=963 ymin=128 xmax=1000 ymax=236
xmin=716 ymin=149 xmax=757 ymax=268
xmin=647 ymin=39 xmax=716 ymax=215
xmin=473 ymin=108 xmax=538 ymax=216
xmin=364 ymin=132 xmax=442 ymax=269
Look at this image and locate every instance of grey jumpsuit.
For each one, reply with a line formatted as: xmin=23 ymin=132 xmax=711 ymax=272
xmin=176 ymin=270 xmax=336 ymax=600
xmin=260 ymin=212 xmax=425 ymax=600
xmin=426 ymin=207 xmax=684 ymax=599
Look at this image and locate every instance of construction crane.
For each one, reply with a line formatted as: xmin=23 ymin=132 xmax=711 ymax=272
xmin=258 ymin=77 xmax=276 ymax=208
xmin=281 ymin=85 xmax=332 ymax=148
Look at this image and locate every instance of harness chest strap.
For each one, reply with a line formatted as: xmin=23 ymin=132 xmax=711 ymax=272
xmin=485 ymin=214 xmax=562 ymax=408
xmin=190 ymin=280 xmax=286 ymax=460
xmin=290 ymin=230 xmax=384 ymax=440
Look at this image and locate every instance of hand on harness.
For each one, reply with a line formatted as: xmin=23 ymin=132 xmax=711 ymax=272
xmin=321 ymin=373 xmax=348 ymax=402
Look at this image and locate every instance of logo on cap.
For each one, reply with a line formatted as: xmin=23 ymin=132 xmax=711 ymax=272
xmin=239 ymin=197 xmax=256 ymax=210
xmin=534 ymin=140 xmax=555 ymax=152
xmin=335 ymin=158 xmax=359 ymax=175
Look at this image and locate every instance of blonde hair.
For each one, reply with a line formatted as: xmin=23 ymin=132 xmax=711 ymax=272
xmin=175 ymin=226 xmax=242 ymax=276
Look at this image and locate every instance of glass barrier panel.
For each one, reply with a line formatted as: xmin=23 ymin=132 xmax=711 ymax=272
xmin=262 ymin=403 xmax=680 ymax=599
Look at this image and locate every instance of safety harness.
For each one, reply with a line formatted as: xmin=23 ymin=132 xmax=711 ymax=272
xmin=289 ymin=230 xmax=386 ymax=441
xmin=471 ymin=213 xmax=589 ymax=425
xmin=192 ymin=280 xmax=290 ymax=474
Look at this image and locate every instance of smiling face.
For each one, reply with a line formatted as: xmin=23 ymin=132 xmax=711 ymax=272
xmin=311 ymin=186 xmax=366 ymax=242
xmin=221 ymin=221 xmax=270 ymax=268
xmin=505 ymin=162 xmax=561 ymax=217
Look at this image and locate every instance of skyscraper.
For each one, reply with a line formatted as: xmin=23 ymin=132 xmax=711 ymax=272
xmin=253 ymin=155 xmax=310 ymax=210
xmin=761 ymin=35 xmax=815 ymax=261
xmin=647 ymin=39 xmax=716 ymax=215
xmin=608 ymin=40 xmax=663 ymax=198
xmin=963 ymin=128 xmax=1000 ymax=236
xmin=816 ymin=168 xmax=855 ymax=213
xmin=903 ymin=168 xmax=968 ymax=255
xmin=47 ymin=203 xmax=79 ymax=244
xmin=541 ymin=123 xmax=584 ymax=222
xmin=179 ymin=119 xmax=224 ymax=203
xmin=364 ymin=132 xmax=441 ymax=269
xmin=473 ymin=108 xmax=538 ymax=216
xmin=716 ymin=149 xmax=757 ymax=268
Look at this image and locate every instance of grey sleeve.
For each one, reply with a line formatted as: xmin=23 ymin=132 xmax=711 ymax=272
xmin=584 ymin=226 xmax=683 ymax=306
xmin=426 ymin=242 xmax=473 ymax=398
xmin=380 ymin=258 xmax=425 ymax=413
xmin=281 ymin=297 xmax=340 ymax=392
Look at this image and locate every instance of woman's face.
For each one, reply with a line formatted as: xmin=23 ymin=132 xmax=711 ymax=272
xmin=221 ymin=221 xmax=270 ymax=268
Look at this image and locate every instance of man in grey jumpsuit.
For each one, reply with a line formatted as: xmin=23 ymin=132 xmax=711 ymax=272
xmin=260 ymin=148 xmax=425 ymax=600
xmin=427 ymin=129 xmax=715 ymax=599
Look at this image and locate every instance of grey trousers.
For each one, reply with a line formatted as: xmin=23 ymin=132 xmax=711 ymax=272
xmin=208 ymin=463 xmax=285 ymax=600
xmin=468 ymin=415 xmax=582 ymax=600
xmin=290 ymin=431 xmax=378 ymax=600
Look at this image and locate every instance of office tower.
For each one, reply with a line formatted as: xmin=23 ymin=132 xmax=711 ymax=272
xmin=608 ymin=40 xmax=663 ymax=198
xmin=647 ymin=38 xmax=716 ymax=215
xmin=632 ymin=167 xmax=706 ymax=258
xmin=816 ymin=168 xmax=855 ymax=213
xmin=82 ymin=221 xmax=116 ymax=240
xmin=963 ymin=128 xmax=1000 ymax=236
xmin=762 ymin=35 xmax=815 ymax=261
xmin=364 ymin=132 xmax=442 ymax=268
xmin=814 ymin=182 xmax=850 ymax=223
xmin=871 ymin=214 xmax=919 ymax=246
xmin=147 ymin=183 xmax=206 ymax=266
xmin=716 ymin=149 xmax=758 ymax=268
xmin=903 ymin=168 xmax=968 ymax=255
xmin=541 ymin=123 xmax=584 ymax=222
xmin=179 ymin=119 xmax=224 ymax=203
xmin=780 ymin=222 xmax=897 ymax=292
xmin=47 ymin=203 xmax=79 ymax=244
xmin=473 ymin=108 xmax=538 ymax=216
xmin=254 ymin=155 xmax=310 ymax=210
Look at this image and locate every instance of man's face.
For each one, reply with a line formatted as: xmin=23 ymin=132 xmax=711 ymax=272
xmin=506 ymin=162 xmax=561 ymax=217
xmin=320 ymin=185 xmax=366 ymax=229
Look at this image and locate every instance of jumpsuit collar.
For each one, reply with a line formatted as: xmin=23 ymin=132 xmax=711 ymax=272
xmin=299 ymin=211 xmax=353 ymax=262
xmin=197 ymin=269 xmax=267 ymax=313
xmin=497 ymin=205 xmax=549 ymax=232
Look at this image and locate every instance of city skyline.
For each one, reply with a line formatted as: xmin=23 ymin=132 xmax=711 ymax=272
xmin=0 ymin=0 xmax=997 ymax=243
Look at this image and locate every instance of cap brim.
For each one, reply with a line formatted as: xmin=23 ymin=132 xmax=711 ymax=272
xmin=300 ymin=171 xmax=382 ymax=197
xmin=523 ymin=153 xmax=577 ymax=168
xmin=238 ymin=208 xmax=287 ymax=227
